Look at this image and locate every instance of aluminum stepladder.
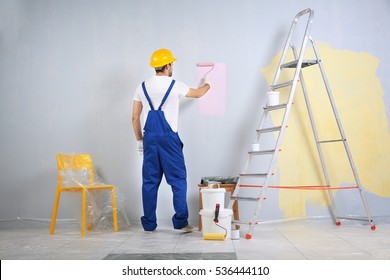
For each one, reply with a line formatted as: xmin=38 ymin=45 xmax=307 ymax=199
xmin=228 ymin=8 xmax=376 ymax=239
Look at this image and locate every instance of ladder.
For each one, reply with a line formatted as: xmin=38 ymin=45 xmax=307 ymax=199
xmin=228 ymin=8 xmax=376 ymax=239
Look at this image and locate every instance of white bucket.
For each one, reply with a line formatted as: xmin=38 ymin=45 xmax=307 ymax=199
xmin=267 ymin=91 xmax=280 ymax=106
xmin=200 ymin=208 xmax=232 ymax=238
xmin=231 ymin=229 xmax=240 ymax=240
xmin=200 ymin=188 xmax=226 ymax=210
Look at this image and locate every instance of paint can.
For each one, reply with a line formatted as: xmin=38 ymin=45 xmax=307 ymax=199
xmin=200 ymin=208 xmax=232 ymax=239
xmin=231 ymin=229 xmax=240 ymax=240
xmin=267 ymin=91 xmax=280 ymax=106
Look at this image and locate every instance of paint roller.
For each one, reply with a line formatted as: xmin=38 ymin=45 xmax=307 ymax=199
xmin=203 ymin=203 xmax=227 ymax=241
xmin=196 ymin=62 xmax=215 ymax=77
xmin=196 ymin=62 xmax=215 ymax=86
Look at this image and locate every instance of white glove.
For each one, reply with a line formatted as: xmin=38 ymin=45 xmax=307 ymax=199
xmin=137 ymin=140 xmax=143 ymax=156
xmin=199 ymin=77 xmax=211 ymax=88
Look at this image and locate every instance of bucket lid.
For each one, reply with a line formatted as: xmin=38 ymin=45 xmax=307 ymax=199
xmin=200 ymin=188 xmax=226 ymax=193
xmin=199 ymin=208 xmax=233 ymax=216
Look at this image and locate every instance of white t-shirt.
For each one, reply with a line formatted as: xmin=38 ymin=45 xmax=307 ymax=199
xmin=134 ymin=76 xmax=190 ymax=132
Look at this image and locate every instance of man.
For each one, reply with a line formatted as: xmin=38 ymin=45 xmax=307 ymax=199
xmin=132 ymin=48 xmax=211 ymax=232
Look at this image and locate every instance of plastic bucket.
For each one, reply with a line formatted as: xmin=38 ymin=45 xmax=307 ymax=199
xmin=200 ymin=208 xmax=233 ymax=239
xmin=200 ymin=188 xmax=226 ymax=210
xmin=231 ymin=229 xmax=240 ymax=240
xmin=267 ymin=91 xmax=280 ymax=106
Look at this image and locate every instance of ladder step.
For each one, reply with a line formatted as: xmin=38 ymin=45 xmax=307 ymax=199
xmin=271 ymin=80 xmax=293 ymax=90
xmin=337 ymin=216 xmax=373 ymax=222
xmin=232 ymin=220 xmax=260 ymax=225
xmin=249 ymin=149 xmax=275 ymax=155
xmin=239 ymin=173 xmax=268 ymax=178
xmin=230 ymin=196 xmax=259 ymax=202
xmin=232 ymin=220 xmax=250 ymax=225
xmin=264 ymin=103 xmax=287 ymax=111
xmin=257 ymin=126 xmax=281 ymax=133
xmin=318 ymin=139 xmax=345 ymax=144
xmin=281 ymin=59 xmax=319 ymax=69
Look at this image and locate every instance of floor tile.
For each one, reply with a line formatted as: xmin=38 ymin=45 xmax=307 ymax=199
xmin=1 ymin=218 xmax=389 ymax=260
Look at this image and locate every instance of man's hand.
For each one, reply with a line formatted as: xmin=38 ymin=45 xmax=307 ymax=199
xmin=137 ymin=140 xmax=143 ymax=156
xmin=199 ymin=77 xmax=211 ymax=88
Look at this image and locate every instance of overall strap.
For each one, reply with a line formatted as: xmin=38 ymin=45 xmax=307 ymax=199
xmin=141 ymin=82 xmax=155 ymax=110
xmin=158 ymin=80 xmax=176 ymax=110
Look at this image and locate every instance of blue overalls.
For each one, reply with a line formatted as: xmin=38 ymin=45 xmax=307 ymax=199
xmin=141 ymin=80 xmax=189 ymax=231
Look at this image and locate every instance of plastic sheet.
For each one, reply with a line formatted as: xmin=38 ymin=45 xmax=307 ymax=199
xmin=58 ymin=154 xmax=130 ymax=232
xmin=200 ymin=176 xmax=238 ymax=185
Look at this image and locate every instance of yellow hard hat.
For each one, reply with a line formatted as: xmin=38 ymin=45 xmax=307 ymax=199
xmin=150 ymin=48 xmax=177 ymax=68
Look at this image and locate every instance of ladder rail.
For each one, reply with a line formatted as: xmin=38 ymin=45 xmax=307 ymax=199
xmin=310 ymin=39 xmax=375 ymax=224
xmin=253 ymin=109 xmax=270 ymax=144
xmin=272 ymin=9 xmax=314 ymax=87
xmin=247 ymin=30 xmax=314 ymax=238
xmin=229 ymin=101 xmax=275 ymax=207
xmin=291 ymin=44 xmax=340 ymax=221
xmin=245 ymin=9 xmax=317 ymax=238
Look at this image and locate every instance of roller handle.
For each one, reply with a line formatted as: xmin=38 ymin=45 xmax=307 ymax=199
xmin=214 ymin=203 xmax=220 ymax=223
xmin=196 ymin=62 xmax=215 ymax=67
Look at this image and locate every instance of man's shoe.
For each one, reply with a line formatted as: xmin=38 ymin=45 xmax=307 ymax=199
xmin=179 ymin=225 xmax=194 ymax=232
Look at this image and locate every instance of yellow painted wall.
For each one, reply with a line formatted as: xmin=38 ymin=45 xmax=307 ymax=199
xmin=261 ymin=42 xmax=390 ymax=218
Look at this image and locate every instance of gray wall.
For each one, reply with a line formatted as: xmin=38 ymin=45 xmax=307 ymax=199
xmin=1 ymin=0 xmax=389 ymax=225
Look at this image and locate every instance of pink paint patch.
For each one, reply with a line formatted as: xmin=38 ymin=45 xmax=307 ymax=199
xmin=197 ymin=62 xmax=226 ymax=116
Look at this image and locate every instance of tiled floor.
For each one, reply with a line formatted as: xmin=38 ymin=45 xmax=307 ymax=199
xmin=1 ymin=217 xmax=390 ymax=260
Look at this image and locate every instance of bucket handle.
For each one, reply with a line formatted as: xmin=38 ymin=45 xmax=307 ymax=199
xmin=214 ymin=203 xmax=220 ymax=223
xmin=208 ymin=181 xmax=221 ymax=189
xmin=213 ymin=203 xmax=227 ymax=237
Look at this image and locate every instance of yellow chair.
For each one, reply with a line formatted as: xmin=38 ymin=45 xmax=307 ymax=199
xmin=50 ymin=154 xmax=118 ymax=236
